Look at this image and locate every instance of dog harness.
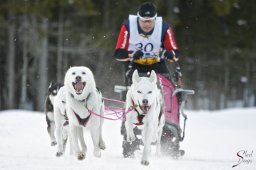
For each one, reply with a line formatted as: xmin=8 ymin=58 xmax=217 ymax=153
xmin=69 ymin=88 xmax=102 ymax=127
xmin=131 ymin=99 xmax=163 ymax=126
xmin=63 ymin=112 xmax=69 ymax=127
xmin=68 ymin=92 xmax=91 ymax=127
xmin=68 ymin=87 xmax=103 ymax=127
xmin=73 ymin=111 xmax=91 ymax=127
xmin=129 ymin=99 xmax=142 ymax=125
xmin=135 ymin=114 xmax=145 ymax=126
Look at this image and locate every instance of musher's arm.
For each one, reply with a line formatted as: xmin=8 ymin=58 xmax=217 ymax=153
xmin=114 ymin=24 xmax=130 ymax=62
xmin=162 ymin=26 xmax=181 ymax=62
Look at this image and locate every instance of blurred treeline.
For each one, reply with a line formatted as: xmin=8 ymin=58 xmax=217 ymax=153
xmin=0 ymin=0 xmax=255 ymax=111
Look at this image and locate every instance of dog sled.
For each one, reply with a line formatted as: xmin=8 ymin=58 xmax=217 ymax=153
xmin=114 ymin=61 xmax=194 ymax=159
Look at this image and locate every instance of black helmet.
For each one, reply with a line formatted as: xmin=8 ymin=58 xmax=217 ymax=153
xmin=137 ymin=2 xmax=157 ymax=18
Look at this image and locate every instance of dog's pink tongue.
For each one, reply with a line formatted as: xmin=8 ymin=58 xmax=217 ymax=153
xmin=75 ymin=82 xmax=84 ymax=91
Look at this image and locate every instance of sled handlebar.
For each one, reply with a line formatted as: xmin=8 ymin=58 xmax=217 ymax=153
xmin=173 ymin=61 xmax=182 ymax=77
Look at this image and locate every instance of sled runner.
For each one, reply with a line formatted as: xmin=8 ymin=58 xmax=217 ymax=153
xmin=115 ymin=61 xmax=194 ymax=159
xmin=158 ymin=73 xmax=194 ymax=158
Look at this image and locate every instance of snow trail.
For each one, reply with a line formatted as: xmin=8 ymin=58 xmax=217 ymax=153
xmin=0 ymin=108 xmax=255 ymax=170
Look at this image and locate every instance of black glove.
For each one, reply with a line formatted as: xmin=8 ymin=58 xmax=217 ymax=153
xmin=133 ymin=50 xmax=144 ymax=59
xmin=164 ymin=50 xmax=174 ymax=60
xmin=114 ymin=49 xmax=128 ymax=60
xmin=163 ymin=50 xmax=180 ymax=60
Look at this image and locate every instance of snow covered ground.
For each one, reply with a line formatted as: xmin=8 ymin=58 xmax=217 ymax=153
xmin=0 ymin=108 xmax=255 ymax=170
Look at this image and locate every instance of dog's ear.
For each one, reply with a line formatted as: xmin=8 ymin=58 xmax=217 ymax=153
xmin=149 ymin=70 xmax=157 ymax=84
xmin=132 ymin=70 xmax=140 ymax=83
xmin=48 ymin=80 xmax=54 ymax=89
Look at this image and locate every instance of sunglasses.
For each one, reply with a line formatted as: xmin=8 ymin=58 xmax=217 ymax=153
xmin=137 ymin=12 xmax=157 ymax=21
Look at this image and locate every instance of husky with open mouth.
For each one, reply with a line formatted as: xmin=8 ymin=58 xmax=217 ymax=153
xmin=64 ymin=66 xmax=105 ymax=160
xmin=125 ymin=70 xmax=165 ymax=166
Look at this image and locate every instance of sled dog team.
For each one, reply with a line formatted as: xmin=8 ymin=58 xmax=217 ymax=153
xmin=45 ymin=66 xmax=165 ymax=166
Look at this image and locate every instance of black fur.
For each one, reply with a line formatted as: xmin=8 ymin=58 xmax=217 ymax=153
xmin=44 ymin=80 xmax=63 ymax=146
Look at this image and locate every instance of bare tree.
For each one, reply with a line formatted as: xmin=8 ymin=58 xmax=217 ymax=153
xmin=57 ymin=8 xmax=64 ymax=82
xmin=18 ymin=15 xmax=29 ymax=109
xmin=7 ymin=13 xmax=16 ymax=109
xmin=37 ymin=18 xmax=49 ymax=111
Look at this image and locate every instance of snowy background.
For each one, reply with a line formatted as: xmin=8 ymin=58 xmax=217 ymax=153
xmin=0 ymin=108 xmax=255 ymax=170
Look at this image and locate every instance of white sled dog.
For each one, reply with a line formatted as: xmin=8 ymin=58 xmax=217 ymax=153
xmin=125 ymin=70 xmax=165 ymax=166
xmin=64 ymin=66 xmax=105 ymax=160
xmin=53 ymin=86 xmax=70 ymax=157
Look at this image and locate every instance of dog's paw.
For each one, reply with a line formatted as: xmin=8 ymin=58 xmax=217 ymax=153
xmin=126 ymin=132 xmax=136 ymax=143
xmin=77 ymin=152 xmax=85 ymax=160
xmin=56 ymin=151 xmax=63 ymax=157
xmin=99 ymin=140 xmax=106 ymax=150
xmin=93 ymin=149 xmax=101 ymax=158
xmin=51 ymin=141 xmax=57 ymax=146
xmin=141 ymin=159 xmax=150 ymax=166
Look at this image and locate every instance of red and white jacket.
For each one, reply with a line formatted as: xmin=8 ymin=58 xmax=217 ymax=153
xmin=115 ymin=16 xmax=179 ymax=60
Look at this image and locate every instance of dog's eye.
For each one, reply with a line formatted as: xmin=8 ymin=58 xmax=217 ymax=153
xmin=148 ymin=91 xmax=152 ymax=94
xmin=82 ymin=72 xmax=86 ymax=75
xmin=53 ymin=90 xmax=57 ymax=94
xmin=137 ymin=90 xmax=142 ymax=94
xmin=72 ymin=72 xmax=76 ymax=75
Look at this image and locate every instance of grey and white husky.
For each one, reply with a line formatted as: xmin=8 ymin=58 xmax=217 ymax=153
xmin=44 ymin=81 xmax=63 ymax=146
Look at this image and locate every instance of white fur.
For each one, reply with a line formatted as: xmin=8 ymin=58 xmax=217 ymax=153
xmin=49 ymin=94 xmax=55 ymax=106
xmin=64 ymin=66 xmax=105 ymax=160
xmin=45 ymin=84 xmax=61 ymax=146
xmin=46 ymin=110 xmax=56 ymax=145
xmin=125 ymin=70 xmax=165 ymax=165
xmin=53 ymin=87 xmax=69 ymax=157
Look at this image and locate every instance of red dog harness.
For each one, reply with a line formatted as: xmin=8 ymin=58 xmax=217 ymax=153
xmin=73 ymin=111 xmax=91 ymax=127
xmin=131 ymin=99 xmax=163 ymax=126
